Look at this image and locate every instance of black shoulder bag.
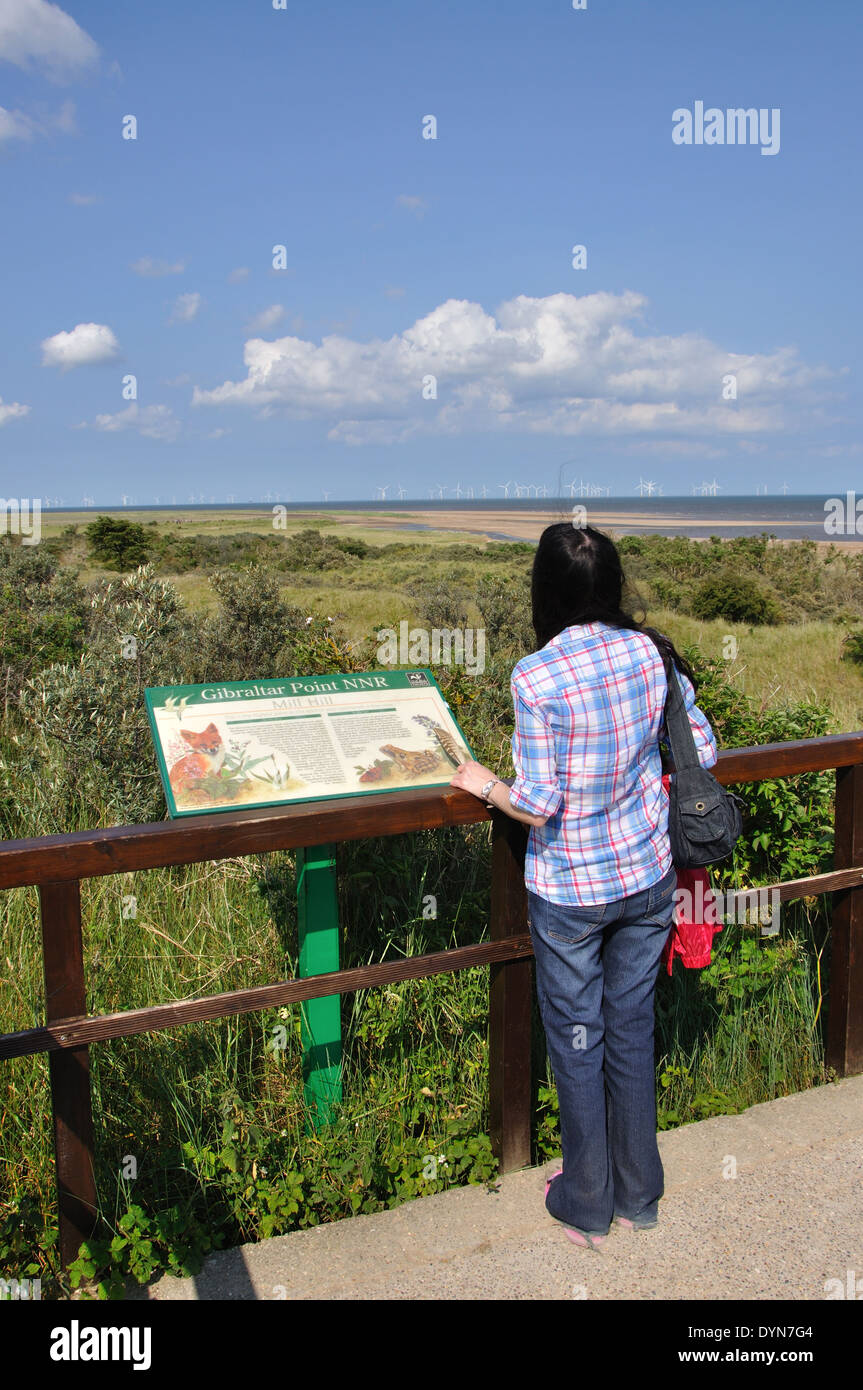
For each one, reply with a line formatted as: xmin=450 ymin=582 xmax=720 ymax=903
xmin=660 ymin=660 xmax=745 ymax=868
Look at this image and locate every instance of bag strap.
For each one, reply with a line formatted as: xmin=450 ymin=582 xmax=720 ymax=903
xmin=663 ymin=662 xmax=703 ymax=773
xmin=644 ymin=630 xmax=702 ymax=774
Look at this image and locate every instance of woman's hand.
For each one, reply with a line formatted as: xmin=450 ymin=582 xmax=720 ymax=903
xmin=449 ymin=759 xmax=496 ymax=799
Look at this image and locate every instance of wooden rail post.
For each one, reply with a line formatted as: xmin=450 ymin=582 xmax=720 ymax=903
xmin=40 ymin=880 xmax=97 ymax=1269
xmin=827 ymin=763 xmax=863 ymax=1075
xmin=489 ymin=813 xmax=532 ymax=1172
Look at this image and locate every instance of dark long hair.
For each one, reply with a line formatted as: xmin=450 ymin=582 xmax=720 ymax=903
xmin=530 ymin=521 xmax=698 ymax=690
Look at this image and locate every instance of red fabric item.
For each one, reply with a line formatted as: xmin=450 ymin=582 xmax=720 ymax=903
xmin=659 ymin=773 xmax=723 ymax=975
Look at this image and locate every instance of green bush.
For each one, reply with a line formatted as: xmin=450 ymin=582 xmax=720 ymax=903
xmin=86 ymin=516 xmax=152 ymax=571
xmin=691 ymin=571 xmax=781 ymax=625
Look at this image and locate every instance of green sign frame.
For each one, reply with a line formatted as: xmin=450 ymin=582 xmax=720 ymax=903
xmin=145 ymin=668 xmax=476 ymax=818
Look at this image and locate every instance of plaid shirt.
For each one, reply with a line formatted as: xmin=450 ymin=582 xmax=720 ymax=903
xmin=509 ymin=621 xmax=718 ymax=906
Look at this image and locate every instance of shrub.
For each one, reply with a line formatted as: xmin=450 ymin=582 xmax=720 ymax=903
xmin=86 ymin=516 xmax=152 ymax=571
xmin=840 ymin=630 xmax=863 ymax=665
xmin=475 ymin=574 xmax=534 ymax=654
xmin=0 ymin=543 xmax=87 ymax=690
xmin=690 ymin=572 xmax=781 ymax=625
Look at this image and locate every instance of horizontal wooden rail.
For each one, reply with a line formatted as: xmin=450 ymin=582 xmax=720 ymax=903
xmin=2 ymin=727 xmax=863 ymax=1272
xmin=0 ymin=732 xmax=858 ymax=892
xmin=0 ymin=932 xmax=534 ymax=1059
xmin=2 ymin=866 xmax=858 ymax=1063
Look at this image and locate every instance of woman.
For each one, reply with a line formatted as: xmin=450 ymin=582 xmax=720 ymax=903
xmin=450 ymin=521 xmax=718 ymax=1250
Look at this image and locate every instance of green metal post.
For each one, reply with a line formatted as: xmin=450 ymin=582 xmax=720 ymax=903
xmin=296 ymin=843 xmax=342 ymax=1127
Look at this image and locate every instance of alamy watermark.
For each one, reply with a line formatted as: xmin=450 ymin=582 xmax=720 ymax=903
xmin=824 ymin=493 xmax=863 ymax=535
xmin=675 ymin=883 xmax=780 ymax=934
xmin=0 ymin=1277 xmax=41 ymax=1300
xmin=1 ymin=497 xmax=41 ymax=545
xmin=377 ymin=621 xmax=486 ymax=676
xmin=672 ymin=102 xmax=780 ymax=157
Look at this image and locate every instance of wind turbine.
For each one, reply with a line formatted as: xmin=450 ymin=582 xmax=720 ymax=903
xmin=706 ymin=478 xmax=720 ymax=496
xmin=454 ymin=481 xmax=463 ymax=499
xmin=636 ymin=477 xmax=649 ymax=497
xmin=480 ymin=484 xmax=488 ymax=499
xmin=397 ymin=485 xmax=407 ymax=500
xmin=780 ymin=481 xmax=790 ymax=495
xmin=376 ymin=485 xmax=390 ymax=500
xmin=322 ymin=491 xmax=331 ymax=501
xmin=436 ymin=484 xmax=446 ymax=499
xmin=498 ymin=482 xmax=513 ymax=499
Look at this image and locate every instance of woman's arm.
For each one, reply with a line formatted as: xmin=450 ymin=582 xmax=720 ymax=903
xmin=449 ymin=759 xmax=550 ymax=827
xmin=449 ymin=678 xmax=563 ymax=828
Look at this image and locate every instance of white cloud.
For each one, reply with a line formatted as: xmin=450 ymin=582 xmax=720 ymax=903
xmin=68 ymin=191 xmax=100 ymax=205
xmin=191 ymin=290 xmax=832 ymax=446
xmin=88 ymin=403 xmax=180 ymax=442
xmin=0 ymin=397 xmax=30 ymax=425
xmin=0 ymin=97 xmax=75 ymax=143
xmin=0 ymin=105 xmax=37 ymax=142
xmin=0 ymin=0 xmax=99 ymax=79
xmin=41 ymin=322 xmax=121 ymax=370
xmin=384 ymin=286 xmax=406 ymax=299
xmin=169 ymin=291 xmax=202 ymax=323
xmin=228 ymin=266 xmax=250 ymax=283
xmin=396 ymin=194 xmax=427 ymax=219
xmin=246 ymin=304 xmax=285 ymax=334
xmin=131 ymin=256 xmax=185 ymax=277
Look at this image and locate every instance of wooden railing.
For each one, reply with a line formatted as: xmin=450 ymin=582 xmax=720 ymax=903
xmin=2 ymin=731 xmax=863 ymax=1271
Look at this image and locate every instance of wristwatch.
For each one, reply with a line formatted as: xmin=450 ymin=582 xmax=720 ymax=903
xmin=480 ymin=778 xmax=499 ymax=803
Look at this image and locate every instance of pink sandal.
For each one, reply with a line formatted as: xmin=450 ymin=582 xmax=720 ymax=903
xmin=544 ymin=1168 xmax=608 ymax=1250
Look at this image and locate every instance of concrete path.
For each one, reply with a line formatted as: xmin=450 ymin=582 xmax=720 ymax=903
xmin=141 ymin=1075 xmax=863 ymax=1300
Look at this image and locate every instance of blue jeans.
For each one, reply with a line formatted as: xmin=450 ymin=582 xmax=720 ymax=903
xmin=527 ymin=862 xmax=677 ymax=1236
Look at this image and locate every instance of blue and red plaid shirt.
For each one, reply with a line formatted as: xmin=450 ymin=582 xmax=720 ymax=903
xmin=508 ymin=621 xmax=718 ymax=906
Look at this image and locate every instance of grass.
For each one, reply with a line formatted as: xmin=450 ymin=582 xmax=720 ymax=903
xmin=0 ymin=520 xmax=851 ymax=1293
xmin=651 ymin=608 xmax=863 ymax=732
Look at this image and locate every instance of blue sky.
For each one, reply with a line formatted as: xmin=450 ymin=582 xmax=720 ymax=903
xmin=1 ymin=0 xmax=861 ymax=504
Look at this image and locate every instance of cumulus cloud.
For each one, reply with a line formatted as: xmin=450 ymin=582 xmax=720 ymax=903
xmin=41 ymin=322 xmax=121 ymax=370
xmin=0 ymin=0 xmax=99 ymax=79
xmin=68 ymin=191 xmax=100 ymax=205
xmin=246 ymin=304 xmax=285 ymax=334
xmin=87 ymin=403 xmax=180 ymax=441
xmin=131 ymin=256 xmax=185 ymax=277
xmin=228 ymin=266 xmax=250 ymax=283
xmin=0 ymin=397 xmax=30 ymax=425
xmin=191 ymin=290 xmax=832 ymax=446
xmin=169 ymin=291 xmax=202 ymax=323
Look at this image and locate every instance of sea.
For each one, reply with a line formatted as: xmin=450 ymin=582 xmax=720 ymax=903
xmin=43 ymin=494 xmax=862 ymax=543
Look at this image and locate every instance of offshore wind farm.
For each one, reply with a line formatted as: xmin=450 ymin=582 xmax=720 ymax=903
xmin=31 ymin=493 xmax=862 ymax=545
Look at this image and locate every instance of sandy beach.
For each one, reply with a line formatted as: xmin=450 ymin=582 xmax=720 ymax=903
xmin=357 ymin=507 xmax=857 ymax=549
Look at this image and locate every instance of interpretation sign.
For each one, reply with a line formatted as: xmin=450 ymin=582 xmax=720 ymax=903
xmin=145 ymin=669 xmax=475 ymax=817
